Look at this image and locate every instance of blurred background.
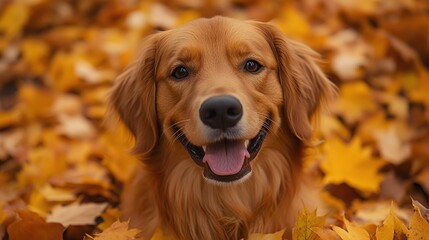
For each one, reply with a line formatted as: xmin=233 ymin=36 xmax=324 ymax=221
xmin=0 ymin=0 xmax=429 ymax=239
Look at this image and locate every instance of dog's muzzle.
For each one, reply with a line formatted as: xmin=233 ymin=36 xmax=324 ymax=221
xmin=174 ymin=117 xmax=271 ymax=184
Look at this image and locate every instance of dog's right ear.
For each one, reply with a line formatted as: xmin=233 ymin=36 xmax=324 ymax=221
xmin=108 ymin=34 xmax=161 ymax=157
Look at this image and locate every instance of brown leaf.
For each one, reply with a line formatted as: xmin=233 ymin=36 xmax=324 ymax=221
xmin=7 ymin=209 xmax=64 ymax=240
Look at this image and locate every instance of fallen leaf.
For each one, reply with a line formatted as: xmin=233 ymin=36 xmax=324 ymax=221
xmin=0 ymin=110 xmax=21 ymax=129
xmin=374 ymin=125 xmax=411 ymax=165
xmin=375 ymin=205 xmax=409 ymax=240
xmin=332 ymin=217 xmax=370 ymax=240
xmin=46 ymin=202 xmax=108 ymax=227
xmin=321 ymin=137 xmax=386 ymax=194
xmin=312 ymin=227 xmax=340 ymax=240
xmin=55 ymin=114 xmax=96 ymax=139
xmin=379 ymin=171 xmax=408 ymax=203
xmin=21 ymin=38 xmax=50 ymax=75
xmin=18 ymin=147 xmax=67 ymax=188
xmin=7 ymin=209 xmax=64 ymax=240
xmin=292 ymin=207 xmax=326 ymax=240
xmin=40 ymin=184 xmax=76 ymax=202
xmin=354 ymin=201 xmax=411 ymax=225
xmin=92 ymin=220 xmax=142 ymax=240
xmin=408 ymin=200 xmax=429 ymax=240
xmin=0 ymin=2 xmax=29 ymax=41
xmin=332 ymin=81 xmax=378 ymax=124
xmin=276 ymin=3 xmax=311 ymax=39
xmin=328 ymin=30 xmax=371 ymax=80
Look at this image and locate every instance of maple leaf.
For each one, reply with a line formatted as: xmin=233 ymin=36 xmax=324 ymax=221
xmin=321 ymin=137 xmax=386 ymax=193
xmin=375 ymin=205 xmax=409 ymax=240
xmin=332 ymin=217 xmax=370 ymax=240
xmin=46 ymin=202 xmax=108 ymax=227
xmin=7 ymin=209 xmax=64 ymax=240
xmin=92 ymin=220 xmax=142 ymax=240
xmin=292 ymin=207 xmax=326 ymax=240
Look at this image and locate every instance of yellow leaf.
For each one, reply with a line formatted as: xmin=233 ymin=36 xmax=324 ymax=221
xmin=375 ymin=205 xmax=409 ymax=240
xmin=0 ymin=2 xmax=29 ymax=40
xmin=276 ymin=3 xmax=310 ymax=39
xmin=100 ymin=127 xmax=139 ymax=183
xmin=333 ymin=217 xmax=370 ymax=240
xmin=408 ymin=200 xmax=429 ymax=240
xmin=18 ymin=147 xmax=67 ymax=188
xmin=0 ymin=110 xmax=21 ymax=128
xmin=332 ymin=81 xmax=378 ymax=124
xmin=248 ymin=229 xmax=285 ymax=240
xmin=317 ymin=114 xmax=351 ymax=139
xmin=321 ymin=137 xmax=385 ymax=193
xmin=292 ymin=207 xmax=326 ymax=240
xmin=21 ymin=38 xmax=50 ymax=75
xmin=94 ymin=220 xmax=142 ymax=240
xmin=312 ymin=227 xmax=340 ymax=240
xmin=27 ymin=189 xmax=54 ymax=217
xmin=18 ymin=84 xmax=53 ymax=122
xmin=405 ymin=68 xmax=429 ymax=106
xmin=48 ymin=51 xmax=82 ymax=91
xmin=40 ymin=184 xmax=76 ymax=202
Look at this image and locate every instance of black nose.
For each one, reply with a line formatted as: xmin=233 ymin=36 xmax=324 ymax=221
xmin=199 ymin=95 xmax=243 ymax=130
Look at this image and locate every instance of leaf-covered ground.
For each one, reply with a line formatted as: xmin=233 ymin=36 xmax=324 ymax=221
xmin=1 ymin=0 xmax=429 ymax=239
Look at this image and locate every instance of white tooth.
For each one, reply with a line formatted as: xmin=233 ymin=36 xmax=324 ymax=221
xmin=202 ymin=146 xmax=206 ymax=151
xmin=245 ymin=140 xmax=249 ymax=148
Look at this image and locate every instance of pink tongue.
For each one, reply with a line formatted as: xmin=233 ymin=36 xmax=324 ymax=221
xmin=203 ymin=140 xmax=250 ymax=176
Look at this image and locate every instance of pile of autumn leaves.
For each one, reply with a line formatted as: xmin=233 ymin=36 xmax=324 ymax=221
xmin=0 ymin=0 xmax=429 ymax=239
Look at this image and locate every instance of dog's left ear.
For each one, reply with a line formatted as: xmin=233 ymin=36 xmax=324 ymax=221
xmin=256 ymin=23 xmax=336 ymax=141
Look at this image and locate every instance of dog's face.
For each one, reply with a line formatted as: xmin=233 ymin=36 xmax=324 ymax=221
xmin=110 ymin=17 xmax=333 ymax=184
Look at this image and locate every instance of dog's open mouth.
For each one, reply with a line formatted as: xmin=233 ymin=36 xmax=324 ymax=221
xmin=175 ymin=118 xmax=271 ymax=183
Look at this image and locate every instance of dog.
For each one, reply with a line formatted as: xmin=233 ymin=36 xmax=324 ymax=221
xmin=109 ymin=16 xmax=335 ymax=240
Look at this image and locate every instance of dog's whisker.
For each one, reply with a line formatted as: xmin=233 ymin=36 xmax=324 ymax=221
xmin=255 ymin=112 xmax=276 ymax=135
xmin=163 ymin=119 xmax=191 ymax=137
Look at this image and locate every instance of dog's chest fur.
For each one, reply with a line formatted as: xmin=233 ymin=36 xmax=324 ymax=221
xmin=122 ymin=133 xmax=302 ymax=240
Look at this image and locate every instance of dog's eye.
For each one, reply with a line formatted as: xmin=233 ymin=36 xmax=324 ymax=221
xmin=171 ymin=66 xmax=189 ymax=80
xmin=244 ymin=60 xmax=263 ymax=73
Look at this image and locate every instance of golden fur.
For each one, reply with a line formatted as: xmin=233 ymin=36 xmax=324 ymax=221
xmin=109 ymin=16 xmax=335 ymax=240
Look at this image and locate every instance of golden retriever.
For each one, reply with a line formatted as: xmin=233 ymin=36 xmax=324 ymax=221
xmin=109 ymin=16 xmax=335 ymax=240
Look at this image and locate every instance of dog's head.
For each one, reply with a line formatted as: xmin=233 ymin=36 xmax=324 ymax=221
xmin=109 ymin=17 xmax=334 ymax=184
